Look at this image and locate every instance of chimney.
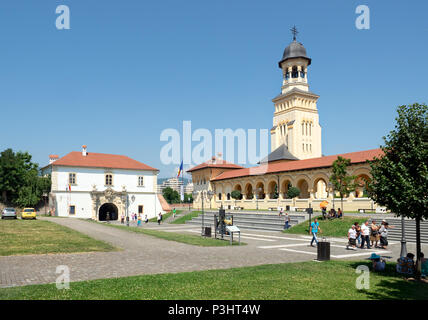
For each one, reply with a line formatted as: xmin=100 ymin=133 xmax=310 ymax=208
xmin=82 ymin=145 xmax=87 ymax=156
xmin=49 ymin=154 xmax=59 ymax=164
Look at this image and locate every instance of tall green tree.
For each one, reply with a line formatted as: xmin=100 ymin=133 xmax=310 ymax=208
xmin=162 ymin=187 xmax=180 ymax=204
xmin=329 ymin=156 xmax=357 ymax=217
xmin=0 ymin=149 xmax=40 ymax=204
xmin=368 ymin=103 xmax=428 ymax=279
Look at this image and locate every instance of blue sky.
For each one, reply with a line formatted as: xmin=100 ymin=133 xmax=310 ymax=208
xmin=0 ymin=0 xmax=427 ymax=178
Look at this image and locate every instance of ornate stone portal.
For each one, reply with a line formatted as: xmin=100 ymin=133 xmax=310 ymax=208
xmin=90 ymin=186 xmax=127 ymax=220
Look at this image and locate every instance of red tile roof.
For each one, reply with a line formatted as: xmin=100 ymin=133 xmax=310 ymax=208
xmin=211 ymin=148 xmax=383 ymax=181
xmin=45 ymin=151 xmax=158 ymax=171
xmin=187 ymin=157 xmax=244 ymax=173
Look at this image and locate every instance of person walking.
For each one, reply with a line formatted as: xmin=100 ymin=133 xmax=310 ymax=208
xmin=157 ymin=212 xmax=162 ymax=225
xmin=137 ymin=214 xmax=142 ymax=227
xmin=360 ymin=221 xmax=371 ymax=249
xmin=120 ymin=214 xmax=124 ymax=224
xmin=284 ymin=212 xmax=291 ymax=230
xmin=144 ymin=214 xmax=148 ymax=224
xmin=310 ymin=218 xmax=322 ymax=247
xmin=173 ymin=207 xmax=176 ymax=218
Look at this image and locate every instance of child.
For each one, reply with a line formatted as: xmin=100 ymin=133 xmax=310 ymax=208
xmin=137 ymin=214 xmax=142 ymax=227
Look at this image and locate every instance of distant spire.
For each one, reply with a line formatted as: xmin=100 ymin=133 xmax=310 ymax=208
xmin=290 ymin=25 xmax=298 ymax=41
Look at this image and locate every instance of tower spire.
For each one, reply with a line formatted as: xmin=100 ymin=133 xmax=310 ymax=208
xmin=290 ymin=25 xmax=298 ymax=41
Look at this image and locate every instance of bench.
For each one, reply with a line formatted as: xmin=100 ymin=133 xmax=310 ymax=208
xmin=233 ymin=206 xmax=244 ymax=210
xmin=295 ymin=208 xmax=307 ymax=212
xmin=268 ymin=207 xmax=278 ymax=211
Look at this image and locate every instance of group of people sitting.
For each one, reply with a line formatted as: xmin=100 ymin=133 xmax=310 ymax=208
xmin=321 ymin=207 xmax=342 ymax=220
xmin=369 ymin=252 xmax=428 ymax=278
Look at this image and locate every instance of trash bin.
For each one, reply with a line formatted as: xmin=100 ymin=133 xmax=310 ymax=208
xmin=317 ymin=239 xmax=330 ymax=261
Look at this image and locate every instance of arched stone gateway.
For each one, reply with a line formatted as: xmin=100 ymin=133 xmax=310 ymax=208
xmin=99 ymin=203 xmax=119 ymax=221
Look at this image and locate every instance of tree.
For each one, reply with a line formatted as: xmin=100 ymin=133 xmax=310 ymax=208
xmin=329 ymin=156 xmax=357 ymax=217
xmin=231 ymin=190 xmax=242 ymax=206
xmin=162 ymin=187 xmax=180 ymax=204
xmin=367 ymin=103 xmax=428 ymax=280
xmin=0 ymin=148 xmax=50 ymax=207
xmin=287 ymin=186 xmax=300 ymax=207
xmin=183 ymin=193 xmax=193 ymax=203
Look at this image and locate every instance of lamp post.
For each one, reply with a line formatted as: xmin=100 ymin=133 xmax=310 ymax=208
xmin=122 ymin=190 xmax=129 ymax=227
xmin=193 ymin=190 xmax=204 ymax=235
xmin=400 ymin=215 xmax=407 ymax=258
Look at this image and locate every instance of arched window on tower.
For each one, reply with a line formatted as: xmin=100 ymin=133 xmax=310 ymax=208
xmin=300 ymin=67 xmax=305 ymax=78
xmin=292 ymin=66 xmax=298 ymax=78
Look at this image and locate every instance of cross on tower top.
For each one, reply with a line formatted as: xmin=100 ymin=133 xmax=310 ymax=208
xmin=290 ymin=25 xmax=298 ymax=41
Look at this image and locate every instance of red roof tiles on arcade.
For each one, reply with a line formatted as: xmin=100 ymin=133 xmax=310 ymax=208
xmin=187 ymin=157 xmax=244 ymax=173
xmin=211 ymin=148 xmax=383 ymax=181
xmin=47 ymin=151 xmax=158 ymax=171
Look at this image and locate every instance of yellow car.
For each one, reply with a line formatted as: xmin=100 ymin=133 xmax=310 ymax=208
xmin=21 ymin=208 xmax=37 ymax=220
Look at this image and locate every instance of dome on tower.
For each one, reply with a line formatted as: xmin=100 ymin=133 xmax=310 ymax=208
xmin=278 ymin=40 xmax=311 ymax=68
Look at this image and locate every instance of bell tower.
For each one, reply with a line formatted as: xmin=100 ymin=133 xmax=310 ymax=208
xmin=270 ymin=27 xmax=322 ymax=160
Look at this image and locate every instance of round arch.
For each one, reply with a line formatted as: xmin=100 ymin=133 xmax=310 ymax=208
xmin=355 ymin=174 xmax=371 ymax=198
xmin=255 ymin=181 xmax=265 ymax=199
xmin=313 ymin=177 xmax=328 ymax=199
xmin=280 ymin=179 xmax=292 ymax=199
xmin=244 ymin=183 xmax=253 ymax=199
xmin=267 ymin=180 xmax=278 ymax=199
xmin=99 ymin=203 xmax=119 ymax=221
xmin=296 ymin=179 xmax=310 ymax=199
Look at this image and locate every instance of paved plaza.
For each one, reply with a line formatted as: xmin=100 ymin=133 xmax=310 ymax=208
xmin=1 ymin=218 xmax=426 ymax=288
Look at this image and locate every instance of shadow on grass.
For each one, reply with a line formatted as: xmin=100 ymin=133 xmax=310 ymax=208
xmin=348 ymin=261 xmax=428 ymax=300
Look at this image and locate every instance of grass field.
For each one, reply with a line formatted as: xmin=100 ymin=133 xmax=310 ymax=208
xmin=0 ymin=219 xmax=116 ymax=256
xmin=0 ymin=260 xmax=426 ymax=300
xmin=284 ymin=216 xmax=368 ymax=237
xmin=100 ymin=222 xmax=243 ymax=247
xmin=170 ymin=211 xmax=201 ymax=224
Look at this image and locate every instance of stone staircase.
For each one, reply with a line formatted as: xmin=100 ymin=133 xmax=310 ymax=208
xmin=369 ymin=218 xmax=428 ymax=244
xmin=185 ymin=211 xmax=307 ymax=232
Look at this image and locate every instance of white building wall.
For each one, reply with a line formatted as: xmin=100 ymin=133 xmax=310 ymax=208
xmin=51 ymin=166 xmax=163 ymax=220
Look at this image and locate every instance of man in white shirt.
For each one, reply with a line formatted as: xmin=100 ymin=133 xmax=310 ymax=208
xmin=360 ymin=221 xmax=371 ymax=249
xmin=347 ymin=225 xmax=357 ymax=250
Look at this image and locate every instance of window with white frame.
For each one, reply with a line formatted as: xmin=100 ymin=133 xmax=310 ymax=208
xmin=105 ymin=174 xmax=113 ymax=186
xmin=138 ymin=176 xmax=144 ymax=186
xmin=69 ymin=173 xmax=76 ymax=185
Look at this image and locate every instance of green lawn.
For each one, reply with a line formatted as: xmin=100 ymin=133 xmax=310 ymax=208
xmin=284 ymin=216 xmax=368 ymax=237
xmin=0 ymin=219 xmax=116 ymax=256
xmin=170 ymin=211 xmax=201 ymax=224
xmin=0 ymin=260 xmax=426 ymax=300
xmin=100 ymin=222 xmax=243 ymax=247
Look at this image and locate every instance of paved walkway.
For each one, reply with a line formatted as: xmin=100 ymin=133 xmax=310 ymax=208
xmin=1 ymin=218 xmax=426 ymax=288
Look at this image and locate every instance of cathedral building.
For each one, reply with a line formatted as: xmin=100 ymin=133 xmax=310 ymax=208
xmin=188 ymin=31 xmax=383 ymax=212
